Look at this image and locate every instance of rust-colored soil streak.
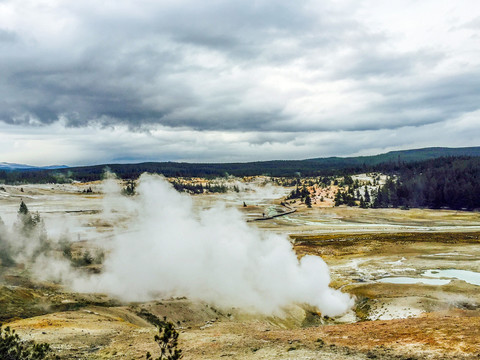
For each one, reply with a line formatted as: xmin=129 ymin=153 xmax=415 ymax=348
xmin=316 ymin=310 xmax=480 ymax=356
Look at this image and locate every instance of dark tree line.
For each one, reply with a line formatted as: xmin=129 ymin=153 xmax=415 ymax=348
xmin=373 ymin=157 xmax=480 ymax=210
xmin=334 ymin=176 xmax=372 ymax=207
xmin=0 ymin=162 xmax=363 ymax=183
xmin=334 ymin=188 xmax=357 ymax=207
xmin=286 ymin=184 xmax=310 ymax=200
xmin=1 ymin=154 xmax=480 ymax=210
xmin=2 ymin=147 xmax=480 ymax=184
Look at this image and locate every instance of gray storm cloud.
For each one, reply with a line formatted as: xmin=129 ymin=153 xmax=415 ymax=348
xmin=0 ymin=0 xmax=479 ymax=164
xmin=66 ymin=174 xmax=353 ymax=316
xmin=0 ymin=0 xmax=479 ymax=132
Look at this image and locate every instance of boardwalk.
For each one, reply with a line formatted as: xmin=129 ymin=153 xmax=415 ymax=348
xmin=248 ymin=204 xmax=297 ymax=222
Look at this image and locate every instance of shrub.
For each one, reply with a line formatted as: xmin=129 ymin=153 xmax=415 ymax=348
xmin=0 ymin=324 xmax=58 ymax=360
xmin=146 ymin=318 xmax=182 ymax=360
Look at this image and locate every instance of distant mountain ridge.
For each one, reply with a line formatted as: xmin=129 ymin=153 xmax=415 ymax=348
xmin=1 ymin=146 xmax=479 ymax=181
xmin=305 ymin=146 xmax=480 ymax=166
xmin=0 ymin=162 xmax=68 ymax=171
xmin=45 ymin=146 xmax=480 ymax=180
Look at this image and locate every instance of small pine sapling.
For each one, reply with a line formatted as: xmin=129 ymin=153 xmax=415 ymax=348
xmin=146 ymin=318 xmax=182 ymax=360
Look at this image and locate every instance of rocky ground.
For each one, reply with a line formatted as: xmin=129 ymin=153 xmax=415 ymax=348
xmin=1 ymin=182 xmax=480 ymax=359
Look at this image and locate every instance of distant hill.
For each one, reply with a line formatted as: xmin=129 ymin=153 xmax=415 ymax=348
xmin=60 ymin=146 xmax=480 ymax=180
xmin=0 ymin=162 xmax=38 ymax=171
xmin=371 ymin=156 xmax=480 ymax=210
xmin=0 ymin=162 xmax=68 ymax=171
xmin=306 ymin=147 xmax=480 ymax=166
xmin=1 ymin=146 xmax=479 ymax=183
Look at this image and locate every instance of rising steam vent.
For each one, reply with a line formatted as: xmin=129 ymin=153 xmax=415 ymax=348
xmin=53 ymin=174 xmax=353 ymax=316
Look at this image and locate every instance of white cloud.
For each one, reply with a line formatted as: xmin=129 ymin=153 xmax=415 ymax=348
xmin=0 ymin=0 xmax=479 ymax=163
xmin=1 ymin=109 xmax=478 ymax=166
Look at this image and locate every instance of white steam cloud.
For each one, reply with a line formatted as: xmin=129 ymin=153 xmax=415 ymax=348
xmin=69 ymin=174 xmax=352 ymax=316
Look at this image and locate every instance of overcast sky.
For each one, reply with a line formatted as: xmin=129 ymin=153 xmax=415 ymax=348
xmin=1 ymin=0 xmax=479 ymax=166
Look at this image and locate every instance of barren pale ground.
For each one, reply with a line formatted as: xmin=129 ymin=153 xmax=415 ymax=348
xmin=1 ymin=181 xmax=480 ymax=359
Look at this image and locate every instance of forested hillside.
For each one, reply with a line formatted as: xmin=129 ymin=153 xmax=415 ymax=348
xmin=1 ymin=146 xmax=479 ymax=183
xmin=374 ymin=157 xmax=480 ymax=210
xmin=1 ymin=147 xmax=480 ymax=210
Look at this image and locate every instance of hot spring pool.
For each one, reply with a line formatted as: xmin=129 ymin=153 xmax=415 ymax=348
xmin=377 ymin=277 xmax=451 ymax=285
xmin=422 ymin=269 xmax=480 ymax=286
xmin=378 ymin=269 xmax=480 ymax=286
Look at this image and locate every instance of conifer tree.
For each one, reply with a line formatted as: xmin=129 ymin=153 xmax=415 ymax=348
xmin=364 ymin=186 xmax=371 ymax=204
xmin=146 ymin=318 xmax=182 ymax=360
xmin=305 ymin=195 xmax=312 ymax=208
xmin=18 ymin=200 xmax=29 ymax=215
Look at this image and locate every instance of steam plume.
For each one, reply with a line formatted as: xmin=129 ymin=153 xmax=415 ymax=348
xmin=71 ymin=174 xmax=353 ymax=316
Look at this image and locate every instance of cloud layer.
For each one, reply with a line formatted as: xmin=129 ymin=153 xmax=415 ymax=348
xmin=1 ymin=0 xmax=479 ymax=164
